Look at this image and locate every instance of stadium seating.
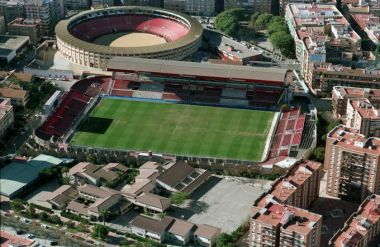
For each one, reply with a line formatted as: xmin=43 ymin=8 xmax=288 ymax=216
xmin=269 ymin=108 xmax=306 ymax=158
xmin=70 ymin=15 xmax=189 ymax=42
xmin=35 ymin=76 xmax=110 ymax=141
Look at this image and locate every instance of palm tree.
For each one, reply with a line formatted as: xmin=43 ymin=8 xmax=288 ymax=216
xmin=99 ymin=209 xmax=110 ymax=225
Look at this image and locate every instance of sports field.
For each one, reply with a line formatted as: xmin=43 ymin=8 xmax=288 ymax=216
xmin=70 ymin=99 xmax=275 ymax=161
xmin=93 ymin=32 xmax=167 ymax=47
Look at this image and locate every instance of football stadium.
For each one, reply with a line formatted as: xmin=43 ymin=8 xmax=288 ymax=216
xmin=55 ymin=6 xmax=203 ymax=69
xmin=34 ymin=57 xmax=309 ymax=164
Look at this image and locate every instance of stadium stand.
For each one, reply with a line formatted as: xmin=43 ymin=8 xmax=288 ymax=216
xmin=69 ymin=15 xmax=189 ymax=43
xmin=35 ymin=77 xmax=110 ymax=142
xmin=269 ymin=108 xmax=306 ymax=158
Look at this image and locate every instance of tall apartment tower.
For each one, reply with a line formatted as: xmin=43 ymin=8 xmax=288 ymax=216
xmin=325 ymin=125 xmax=380 ymax=202
xmin=255 ymin=160 xmax=322 ymax=210
xmin=25 ymin=0 xmax=64 ymax=35
xmin=250 ymin=203 xmax=322 ymax=247
xmin=329 ymin=194 xmax=380 ymax=247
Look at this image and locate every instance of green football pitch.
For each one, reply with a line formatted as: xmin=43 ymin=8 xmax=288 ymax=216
xmin=70 ymin=98 xmax=275 ymax=161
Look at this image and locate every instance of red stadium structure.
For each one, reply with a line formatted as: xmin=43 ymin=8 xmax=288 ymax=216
xmin=34 ymin=76 xmax=110 ymax=146
xmin=55 ymin=6 xmax=203 ymax=69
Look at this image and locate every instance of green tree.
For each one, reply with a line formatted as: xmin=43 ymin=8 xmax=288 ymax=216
xmin=250 ymin=12 xmax=260 ymax=22
xmin=99 ymin=209 xmax=111 ymax=225
xmin=10 ymin=199 xmax=25 ymax=213
xmin=39 ymin=211 xmax=49 ymax=222
xmin=62 ymin=176 xmax=70 ymax=185
xmin=170 ymin=192 xmax=190 ymax=205
xmin=269 ymin=31 xmax=295 ymax=58
xmin=215 ymin=8 xmax=245 ymax=37
xmin=216 ymin=233 xmax=235 ymax=247
xmin=50 ymin=215 xmax=63 ymax=225
xmin=254 ymin=13 xmax=273 ymax=30
xmin=268 ymin=21 xmax=287 ymax=35
xmin=312 ymin=147 xmax=325 ymax=162
xmin=92 ymin=224 xmax=109 ymax=240
xmin=269 ymin=16 xmax=284 ymax=24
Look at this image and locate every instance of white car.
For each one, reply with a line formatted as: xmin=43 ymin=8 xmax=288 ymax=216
xmin=26 ymin=234 xmax=35 ymax=239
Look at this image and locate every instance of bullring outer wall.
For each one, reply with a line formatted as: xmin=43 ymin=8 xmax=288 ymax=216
xmin=55 ymin=6 xmax=203 ymax=69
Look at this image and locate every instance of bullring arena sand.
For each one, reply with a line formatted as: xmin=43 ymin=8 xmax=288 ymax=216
xmin=93 ymin=32 xmax=167 ymax=47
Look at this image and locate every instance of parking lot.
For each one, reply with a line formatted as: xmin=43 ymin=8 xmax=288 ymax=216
xmin=172 ymin=176 xmax=272 ymax=233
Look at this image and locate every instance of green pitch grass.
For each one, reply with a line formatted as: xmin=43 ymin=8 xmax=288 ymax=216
xmin=70 ymin=99 xmax=275 ymax=161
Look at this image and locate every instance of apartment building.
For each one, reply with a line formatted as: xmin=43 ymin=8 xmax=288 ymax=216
xmin=163 ymin=0 xmax=186 ymax=13
xmin=0 ymin=98 xmax=14 ymax=140
xmin=63 ymin=0 xmax=89 ymax=10
xmin=255 ymin=160 xmax=322 ymax=210
xmin=351 ymin=13 xmax=380 ymax=53
xmin=250 ymin=203 xmax=322 ymax=247
xmin=332 ymin=86 xmax=380 ymax=119
xmin=91 ymin=0 xmax=115 ymax=7
xmin=224 ymin=0 xmax=272 ymax=13
xmin=342 ymin=0 xmax=380 ymax=18
xmin=329 ymin=194 xmax=380 ymax=247
xmin=8 ymin=18 xmax=42 ymax=44
xmin=325 ymin=125 xmax=380 ymax=202
xmin=25 ymin=0 xmax=64 ymax=35
xmin=346 ymin=98 xmax=380 ymax=137
xmin=185 ymin=0 xmax=215 ymax=16
xmin=0 ymin=86 xmax=29 ymax=107
xmin=285 ymin=3 xmax=361 ymax=77
xmin=306 ymin=62 xmax=380 ymax=95
xmin=0 ymin=0 xmax=25 ymax=30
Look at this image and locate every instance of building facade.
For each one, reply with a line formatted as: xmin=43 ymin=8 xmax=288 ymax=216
xmin=0 ymin=98 xmax=14 ymax=140
xmin=286 ymin=3 xmax=361 ymax=77
xmin=163 ymin=0 xmax=186 ymax=13
xmin=306 ymin=63 xmax=380 ymax=96
xmin=346 ymin=98 xmax=380 ymax=137
xmin=8 ymin=18 xmax=42 ymax=44
xmin=25 ymin=0 xmax=64 ymax=35
xmin=325 ymin=125 xmax=380 ymax=202
xmin=224 ymin=0 xmax=271 ymax=13
xmin=329 ymin=194 xmax=380 ymax=247
xmin=64 ymin=0 xmax=89 ymax=10
xmin=255 ymin=160 xmax=322 ymax=210
xmin=185 ymin=0 xmax=215 ymax=16
xmin=250 ymin=203 xmax=322 ymax=247
xmin=332 ymin=86 xmax=380 ymax=119
xmin=0 ymin=0 xmax=25 ymax=31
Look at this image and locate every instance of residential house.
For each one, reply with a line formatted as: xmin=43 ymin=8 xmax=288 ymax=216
xmin=156 ymin=161 xmax=210 ymax=194
xmin=130 ymin=215 xmax=174 ymax=243
xmin=133 ymin=192 xmax=171 ymax=213
xmin=47 ymin=185 xmax=78 ymax=209
xmin=167 ymin=218 xmax=195 ymax=245
xmin=193 ymin=224 xmax=221 ymax=247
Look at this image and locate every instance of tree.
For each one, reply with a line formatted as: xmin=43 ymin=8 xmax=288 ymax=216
xmin=268 ymin=21 xmax=287 ymax=35
xmin=50 ymin=215 xmax=63 ymax=225
xmin=92 ymin=224 xmax=109 ymax=240
xmin=87 ymin=154 xmax=97 ymax=163
xmin=39 ymin=211 xmax=49 ymax=222
xmin=10 ymin=199 xmax=25 ymax=213
xmin=62 ymin=176 xmax=70 ymax=185
xmin=250 ymin=12 xmax=260 ymax=22
xmin=170 ymin=192 xmax=190 ymax=205
xmin=26 ymin=203 xmax=36 ymax=218
xmin=254 ymin=13 xmax=273 ymax=30
xmin=269 ymin=31 xmax=295 ymax=58
xmin=311 ymin=147 xmax=325 ymax=162
xmin=99 ymin=209 xmax=111 ymax=225
xmin=216 ymin=233 xmax=235 ymax=247
xmin=215 ymin=8 xmax=245 ymax=37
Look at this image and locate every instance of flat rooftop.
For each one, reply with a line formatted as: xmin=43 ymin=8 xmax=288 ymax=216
xmin=107 ymin=57 xmax=287 ymax=86
xmin=0 ymin=154 xmax=62 ymax=198
xmin=0 ymin=35 xmax=29 ymax=57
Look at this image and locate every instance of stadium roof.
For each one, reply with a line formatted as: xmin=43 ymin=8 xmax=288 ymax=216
xmin=55 ymin=6 xmax=203 ymax=55
xmin=107 ymin=57 xmax=287 ymax=86
xmin=0 ymin=155 xmax=63 ymax=198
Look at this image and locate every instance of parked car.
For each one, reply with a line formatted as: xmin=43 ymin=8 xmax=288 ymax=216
xmin=26 ymin=234 xmax=35 ymax=239
xmin=16 ymin=230 xmax=25 ymax=235
xmin=50 ymin=241 xmax=58 ymax=246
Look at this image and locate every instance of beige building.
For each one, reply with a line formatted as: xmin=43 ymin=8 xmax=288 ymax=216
xmin=325 ymin=125 xmax=380 ymax=202
xmin=0 ymin=98 xmax=14 ymax=140
xmin=329 ymin=194 xmax=380 ymax=247
xmin=255 ymin=160 xmax=322 ymax=210
xmin=346 ymin=98 xmax=380 ymax=137
xmin=250 ymin=202 xmax=322 ymax=247
xmin=332 ymin=86 xmax=380 ymax=119
xmin=0 ymin=86 xmax=29 ymax=107
xmin=8 ymin=18 xmax=42 ymax=44
xmin=306 ymin=63 xmax=380 ymax=96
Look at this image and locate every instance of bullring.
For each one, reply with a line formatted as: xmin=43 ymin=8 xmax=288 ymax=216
xmin=55 ymin=6 xmax=203 ymax=69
